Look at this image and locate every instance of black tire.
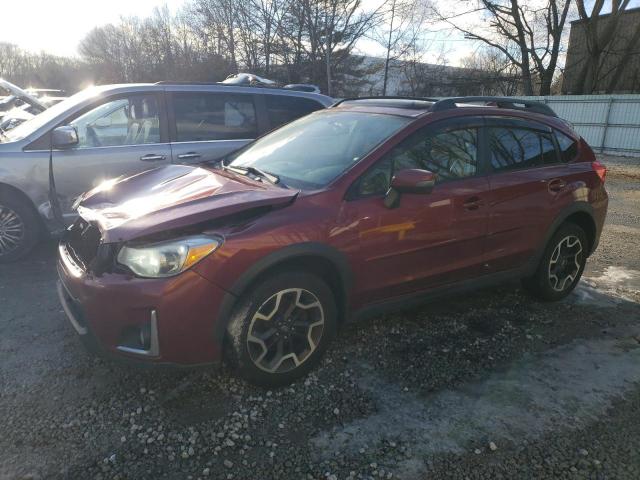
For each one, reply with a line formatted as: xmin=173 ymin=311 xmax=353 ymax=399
xmin=522 ymin=223 xmax=588 ymax=301
xmin=226 ymin=271 xmax=337 ymax=387
xmin=0 ymin=191 xmax=40 ymax=263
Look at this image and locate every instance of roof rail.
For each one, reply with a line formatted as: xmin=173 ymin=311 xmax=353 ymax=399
xmin=155 ymin=81 xmax=220 ymax=85
xmin=154 ymin=80 xmax=325 ymax=95
xmin=331 ymin=96 xmax=440 ymax=109
xmin=431 ymin=96 xmax=557 ymax=117
xmin=153 ymin=80 xmax=282 ymax=89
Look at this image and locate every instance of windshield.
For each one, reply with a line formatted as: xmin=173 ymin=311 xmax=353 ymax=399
xmin=4 ymin=87 xmax=100 ymax=143
xmin=228 ymin=111 xmax=409 ymax=189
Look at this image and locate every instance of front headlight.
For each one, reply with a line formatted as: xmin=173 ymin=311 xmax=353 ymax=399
xmin=117 ymin=235 xmax=222 ymax=278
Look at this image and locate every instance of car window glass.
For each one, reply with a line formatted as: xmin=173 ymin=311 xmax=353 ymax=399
xmin=541 ymin=133 xmax=558 ymax=164
xmin=555 ymin=130 xmax=578 ymax=162
xmin=265 ymin=95 xmax=324 ymax=129
xmin=489 ymin=127 xmax=544 ymax=171
xmin=228 ymin=111 xmax=409 ymax=189
xmin=357 ymin=127 xmax=478 ymax=196
xmin=70 ymin=96 xmax=160 ymax=148
xmin=174 ymin=93 xmax=257 ymax=142
xmin=358 ymin=155 xmax=393 ymax=196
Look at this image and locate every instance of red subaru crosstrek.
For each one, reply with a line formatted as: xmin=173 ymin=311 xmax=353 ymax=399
xmin=57 ymin=97 xmax=608 ymax=386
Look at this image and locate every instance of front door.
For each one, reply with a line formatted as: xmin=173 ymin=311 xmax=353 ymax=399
xmin=343 ymin=118 xmax=490 ymax=305
xmin=52 ymin=93 xmax=170 ymax=222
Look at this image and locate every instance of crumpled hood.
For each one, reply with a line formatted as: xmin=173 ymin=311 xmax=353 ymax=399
xmin=76 ymin=164 xmax=298 ymax=243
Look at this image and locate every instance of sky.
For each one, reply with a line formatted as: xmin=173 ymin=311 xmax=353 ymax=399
xmin=0 ymin=0 xmax=186 ymax=57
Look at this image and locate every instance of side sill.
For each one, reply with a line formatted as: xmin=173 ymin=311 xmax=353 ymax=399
xmin=350 ymin=265 xmax=531 ymax=323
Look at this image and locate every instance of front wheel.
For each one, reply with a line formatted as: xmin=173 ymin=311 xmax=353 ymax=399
xmin=226 ymin=271 xmax=337 ymax=387
xmin=522 ymin=223 xmax=588 ymax=301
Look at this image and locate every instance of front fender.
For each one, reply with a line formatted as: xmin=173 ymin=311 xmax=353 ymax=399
xmin=211 ymin=242 xmax=352 ymax=349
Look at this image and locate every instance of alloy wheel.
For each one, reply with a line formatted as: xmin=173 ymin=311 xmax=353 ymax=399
xmin=247 ymin=288 xmax=325 ymax=374
xmin=547 ymin=235 xmax=583 ymax=292
xmin=0 ymin=204 xmax=24 ymax=256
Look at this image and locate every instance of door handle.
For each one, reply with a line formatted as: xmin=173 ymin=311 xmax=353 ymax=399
xmin=548 ymin=178 xmax=567 ymax=193
xmin=463 ymin=196 xmax=483 ymax=210
xmin=177 ymin=152 xmax=202 ymax=160
xmin=548 ymin=178 xmax=567 ymax=192
xmin=140 ymin=154 xmax=166 ymax=162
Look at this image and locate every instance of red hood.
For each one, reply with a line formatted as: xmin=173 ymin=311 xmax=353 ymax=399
xmin=76 ymin=165 xmax=298 ymax=243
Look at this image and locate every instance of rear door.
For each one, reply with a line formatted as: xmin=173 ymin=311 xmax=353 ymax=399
xmin=168 ymin=91 xmax=259 ymax=165
xmin=483 ymin=116 xmax=572 ymax=272
xmin=51 ymin=92 xmax=171 ymax=222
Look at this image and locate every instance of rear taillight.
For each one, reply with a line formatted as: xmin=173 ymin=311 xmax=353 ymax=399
xmin=592 ymin=161 xmax=607 ymax=183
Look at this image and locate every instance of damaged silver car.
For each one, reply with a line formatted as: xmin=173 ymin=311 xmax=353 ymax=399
xmin=0 ymin=82 xmax=332 ymax=262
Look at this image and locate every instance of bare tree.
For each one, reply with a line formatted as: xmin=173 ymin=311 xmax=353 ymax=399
xmin=255 ymin=0 xmax=289 ymax=75
xmin=0 ymin=42 xmax=90 ymax=92
xmin=461 ymin=46 xmax=522 ymax=95
xmin=298 ymin=0 xmax=383 ymax=96
xmin=399 ymin=40 xmax=449 ymax=96
xmin=9 ymin=0 xmax=401 ymax=96
xmin=434 ymin=0 xmax=572 ymax=95
xmin=191 ymin=0 xmax=240 ymax=72
xmin=371 ymin=0 xmax=430 ymax=95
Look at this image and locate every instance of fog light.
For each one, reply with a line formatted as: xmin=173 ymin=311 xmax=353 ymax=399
xmin=116 ymin=310 xmax=159 ymax=357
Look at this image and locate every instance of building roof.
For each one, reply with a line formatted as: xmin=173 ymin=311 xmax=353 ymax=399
xmin=570 ymin=6 xmax=640 ymax=24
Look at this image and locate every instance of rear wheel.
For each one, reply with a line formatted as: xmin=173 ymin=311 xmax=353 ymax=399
xmin=522 ymin=223 xmax=587 ymax=301
xmin=0 ymin=192 xmax=40 ymax=263
xmin=226 ymin=271 xmax=337 ymax=387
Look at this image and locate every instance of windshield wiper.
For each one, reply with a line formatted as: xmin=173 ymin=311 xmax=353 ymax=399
xmin=223 ymin=164 xmax=280 ymax=185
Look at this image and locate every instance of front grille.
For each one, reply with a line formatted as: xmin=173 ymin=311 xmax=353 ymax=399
xmin=64 ymin=219 xmax=102 ymax=271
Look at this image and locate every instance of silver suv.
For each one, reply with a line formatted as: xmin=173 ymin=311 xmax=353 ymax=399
xmin=0 ymin=83 xmax=332 ymax=262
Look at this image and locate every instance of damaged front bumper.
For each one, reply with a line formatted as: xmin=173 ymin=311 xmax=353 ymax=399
xmin=56 ymin=238 xmax=230 ymax=366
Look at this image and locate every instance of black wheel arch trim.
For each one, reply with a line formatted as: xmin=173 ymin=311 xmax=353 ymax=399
xmin=213 ymin=242 xmax=352 ymax=349
xmin=530 ymin=202 xmax=597 ymax=272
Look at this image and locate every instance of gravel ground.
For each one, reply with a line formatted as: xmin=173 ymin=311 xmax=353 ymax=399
xmin=1 ymin=154 xmax=639 ymax=480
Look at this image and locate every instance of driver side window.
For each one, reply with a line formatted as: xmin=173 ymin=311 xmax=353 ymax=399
xmin=357 ymin=126 xmax=478 ymax=196
xmin=70 ymin=95 xmax=160 ymax=148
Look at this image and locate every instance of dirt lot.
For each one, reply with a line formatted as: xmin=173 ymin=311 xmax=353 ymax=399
xmin=1 ymin=155 xmax=639 ymax=480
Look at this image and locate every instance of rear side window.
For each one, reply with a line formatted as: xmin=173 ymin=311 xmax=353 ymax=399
xmin=540 ymin=133 xmax=559 ymax=164
xmin=265 ymin=95 xmax=324 ymax=129
xmin=555 ymin=130 xmax=579 ymax=162
xmin=173 ymin=93 xmax=257 ymax=142
xmin=489 ymin=127 xmax=554 ymax=171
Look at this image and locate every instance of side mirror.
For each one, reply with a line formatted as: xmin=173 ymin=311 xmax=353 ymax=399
xmin=52 ymin=126 xmax=78 ymax=149
xmin=384 ymin=169 xmax=436 ymax=209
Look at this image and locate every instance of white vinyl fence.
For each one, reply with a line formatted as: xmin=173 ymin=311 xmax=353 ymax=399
xmin=512 ymin=95 xmax=640 ymax=157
